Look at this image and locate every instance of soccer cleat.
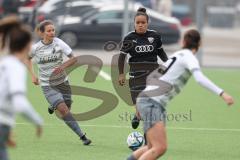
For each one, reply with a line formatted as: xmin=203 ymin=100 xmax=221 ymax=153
xmin=131 ymin=114 xmax=140 ymax=129
xmin=80 ymin=134 xmax=92 ymax=145
xmin=48 ymin=107 xmax=54 ymax=114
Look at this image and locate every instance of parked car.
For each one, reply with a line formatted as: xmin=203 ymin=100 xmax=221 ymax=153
xmin=36 ymin=0 xmax=80 ymax=23
xmin=172 ymin=4 xmax=192 ymax=26
xmin=18 ymin=0 xmax=46 ymax=28
xmin=36 ymin=0 xmax=105 ymax=24
xmin=135 ymin=0 xmax=153 ymax=9
xmin=35 ymin=0 xmax=117 ymax=23
xmin=57 ymin=3 xmax=181 ymax=48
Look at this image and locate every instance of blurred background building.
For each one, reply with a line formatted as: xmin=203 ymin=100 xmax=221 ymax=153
xmin=1 ymin=0 xmax=239 ymax=29
xmin=0 ymin=0 xmax=240 ymax=67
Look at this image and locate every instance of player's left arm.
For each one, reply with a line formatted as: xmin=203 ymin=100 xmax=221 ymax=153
xmin=54 ymin=38 xmax=77 ymax=73
xmin=53 ymin=53 xmax=77 ymax=74
xmin=157 ymin=47 xmax=168 ymax=62
xmin=156 ymin=33 xmax=168 ymax=62
xmin=63 ymin=53 xmax=77 ymax=69
xmin=118 ymin=35 xmax=131 ymax=86
xmin=185 ymin=53 xmax=234 ymax=106
xmin=192 ymin=69 xmax=234 ymax=106
xmin=8 ymin=65 xmax=43 ymax=137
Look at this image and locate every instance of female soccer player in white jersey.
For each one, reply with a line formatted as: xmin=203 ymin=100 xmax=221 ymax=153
xmin=126 ymin=29 xmax=234 ymax=160
xmin=28 ymin=20 xmax=91 ymax=145
xmin=0 ymin=16 xmax=43 ymax=160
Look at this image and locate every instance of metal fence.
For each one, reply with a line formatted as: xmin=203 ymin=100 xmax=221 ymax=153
xmin=190 ymin=0 xmax=240 ymax=67
xmin=165 ymin=0 xmax=240 ymax=68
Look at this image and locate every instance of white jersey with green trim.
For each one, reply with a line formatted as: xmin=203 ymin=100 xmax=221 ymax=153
xmin=30 ymin=37 xmax=72 ymax=86
xmin=143 ymin=49 xmax=200 ymax=106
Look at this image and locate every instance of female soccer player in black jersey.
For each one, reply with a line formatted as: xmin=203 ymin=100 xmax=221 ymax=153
xmin=118 ymin=7 xmax=168 ymax=129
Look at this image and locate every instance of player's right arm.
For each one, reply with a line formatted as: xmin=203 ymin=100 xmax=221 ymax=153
xmin=118 ymin=36 xmax=132 ymax=86
xmin=25 ymin=58 xmax=39 ymax=85
xmin=26 ymin=44 xmax=39 ymax=85
xmin=118 ymin=53 xmax=127 ymax=86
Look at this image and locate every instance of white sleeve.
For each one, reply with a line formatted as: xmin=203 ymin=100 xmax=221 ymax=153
xmin=192 ymin=69 xmax=223 ymax=96
xmin=8 ymin=65 xmax=26 ymax=95
xmin=13 ymin=94 xmax=43 ymax=126
xmin=8 ymin=64 xmax=43 ymax=126
xmin=184 ymin=53 xmax=200 ymax=72
xmin=29 ymin=43 xmax=37 ymax=58
xmin=55 ymin=37 xmax=72 ymax=56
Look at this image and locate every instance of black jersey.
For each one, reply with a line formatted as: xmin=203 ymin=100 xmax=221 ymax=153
xmin=120 ymin=30 xmax=168 ymax=63
xmin=118 ymin=30 xmax=168 ymax=74
xmin=118 ymin=30 xmax=168 ymax=104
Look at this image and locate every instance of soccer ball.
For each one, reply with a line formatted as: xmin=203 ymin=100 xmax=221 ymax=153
xmin=127 ymin=131 xmax=145 ymax=151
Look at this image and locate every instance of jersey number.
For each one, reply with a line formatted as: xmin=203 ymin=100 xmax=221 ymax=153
xmin=162 ymin=57 xmax=177 ymax=74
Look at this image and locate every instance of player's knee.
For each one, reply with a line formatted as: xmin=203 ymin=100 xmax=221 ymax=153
xmin=155 ymin=143 xmax=167 ymax=156
xmin=56 ymin=103 xmax=69 ymax=116
xmin=65 ymin=101 xmax=72 ymax=110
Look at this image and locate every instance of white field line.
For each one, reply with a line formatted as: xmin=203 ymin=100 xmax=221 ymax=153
xmin=99 ymin=70 xmax=111 ymax=81
xmin=15 ymin=123 xmax=240 ymax=132
xmin=91 ymin=67 xmax=111 ymax=81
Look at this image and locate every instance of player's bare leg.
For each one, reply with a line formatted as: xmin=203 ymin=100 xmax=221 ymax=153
xmin=139 ymin=122 xmax=167 ymax=160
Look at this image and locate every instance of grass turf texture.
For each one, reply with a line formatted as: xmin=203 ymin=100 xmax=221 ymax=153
xmin=10 ymin=67 xmax=240 ymax=160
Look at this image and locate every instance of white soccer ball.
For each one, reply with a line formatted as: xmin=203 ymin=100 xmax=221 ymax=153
xmin=127 ymin=131 xmax=145 ymax=151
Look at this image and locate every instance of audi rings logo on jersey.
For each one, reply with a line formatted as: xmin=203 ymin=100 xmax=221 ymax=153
xmin=135 ymin=45 xmax=154 ymax=53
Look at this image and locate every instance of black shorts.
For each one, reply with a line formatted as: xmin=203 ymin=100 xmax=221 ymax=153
xmin=129 ymin=62 xmax=159 ymax=104
xmin=129 ymin=77 xmax=147 ymax=104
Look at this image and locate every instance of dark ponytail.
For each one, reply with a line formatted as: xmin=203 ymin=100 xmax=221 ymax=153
xmin=0 ymin=16 xmax=32 ymax=53
xmin=135 ymin=7 xmax=149 ymax=22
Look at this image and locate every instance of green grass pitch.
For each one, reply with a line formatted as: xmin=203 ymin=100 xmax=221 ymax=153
xmin=10 ymin=67 xmax=240 ymax=160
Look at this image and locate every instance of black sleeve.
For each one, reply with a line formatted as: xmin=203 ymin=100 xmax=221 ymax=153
xmin=156 ymin=32 xmax=168 ymax=62
xmin=118 ymin=53 xmax=127 ymax=74
xmin=118 ymin=35 xmax=133 ymax=74
xmin=120 ymin=35 xmax=133 ymax=54
xmin=157 ymin=48 xmax=168 ymax=62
